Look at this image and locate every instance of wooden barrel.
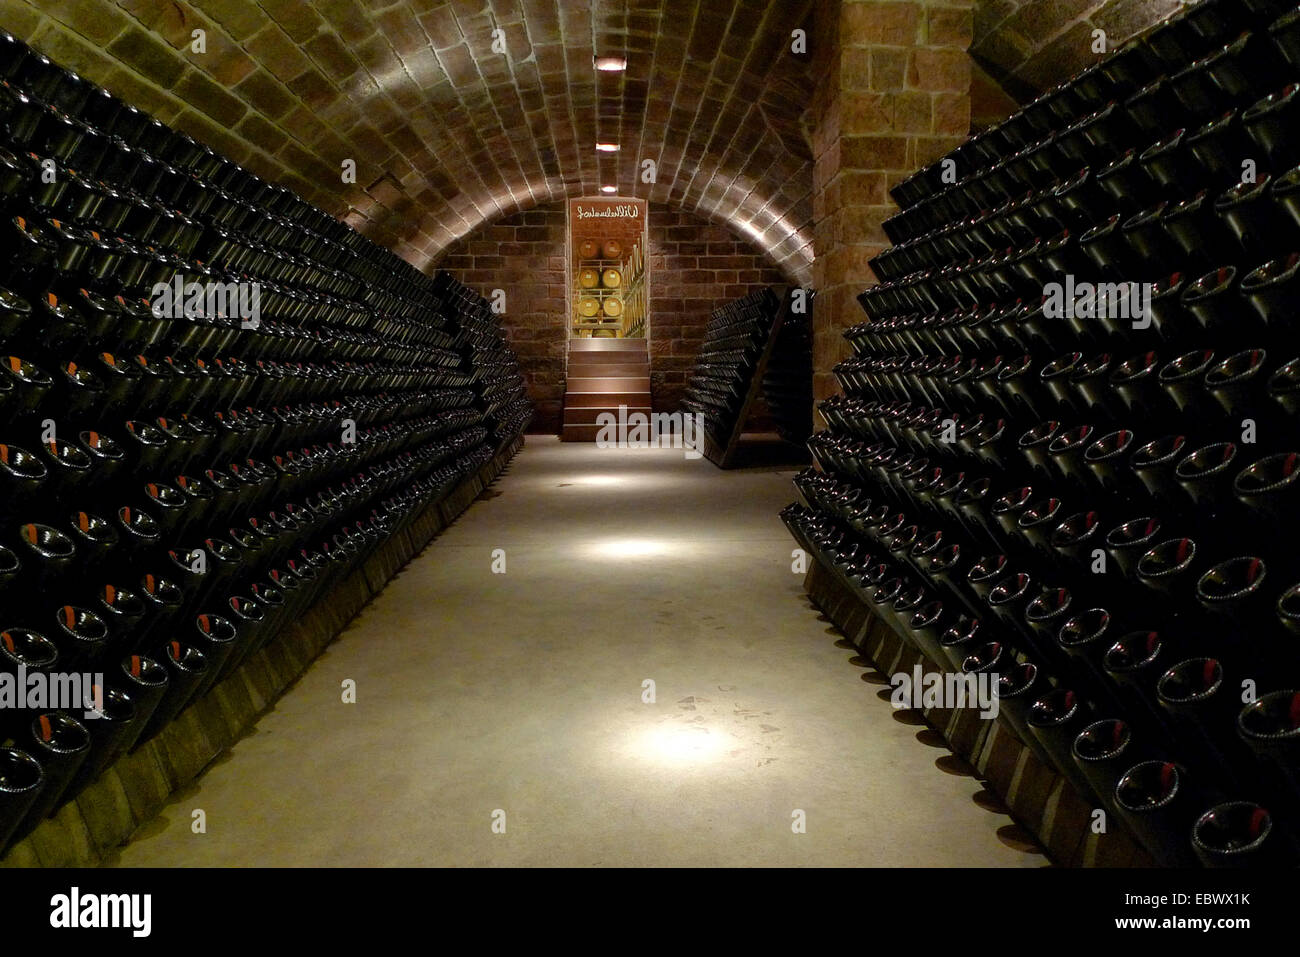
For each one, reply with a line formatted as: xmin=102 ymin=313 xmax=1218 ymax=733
xmin=601 ymin=268 xmax=622 ymax=288
xmin=578 ymin=268 xmax=599 ymax=289
xmin=602 ymin=239 xmax=622 ymax=259
xmin=578 ymin=240 xmax=598 ymax=259
xmin=602 ymin=295 xmax=623 ymax=317
xmin=577 ymin=297 xmax=600 ymax=317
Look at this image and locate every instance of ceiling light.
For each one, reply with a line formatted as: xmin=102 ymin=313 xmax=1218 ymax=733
xmin=601 ymin=185 xmax=617 ymax=193
xmin=594 ymin=56 xmax=627 ymax=72
xmin=595 ymin=143 xmax=619 ymax=153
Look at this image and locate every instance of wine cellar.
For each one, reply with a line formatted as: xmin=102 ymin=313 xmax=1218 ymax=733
xmin=0 ymin=0 xmax=1298 ymax=901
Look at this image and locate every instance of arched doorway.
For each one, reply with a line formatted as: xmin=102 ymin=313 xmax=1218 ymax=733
xmin=568 ymin=197 xmax=649 ymax=341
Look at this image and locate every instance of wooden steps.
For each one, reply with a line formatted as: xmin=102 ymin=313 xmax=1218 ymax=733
xmin=566 ymin=362 xmax=648 ymax=377
xmin=562 ymin=338 xmax=651 ymax=442
xmin=566 ymin=374 xmax=652 ymax=392
xmin=569 ymin=338 xmax=646 ymax=351
xmin=564 ymin=391 xmax=651 ymax=408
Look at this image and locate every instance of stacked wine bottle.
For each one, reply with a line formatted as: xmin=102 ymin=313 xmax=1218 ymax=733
xmin=761 ymin=292 xmax=814 ymax=447
xmin=682 ymin=286 xmax=814 ymax=456
xmin=0 ymin=35 xmax=529 ymax=854
xmin=784 ymin=0 xmax=1300 ymax=867
xmin=682 ymin=287 xmax=781 ymax=450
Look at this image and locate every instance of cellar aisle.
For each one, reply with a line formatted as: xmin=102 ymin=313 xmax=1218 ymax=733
xmin=110 ymin=437 xmax=1040 ymax=868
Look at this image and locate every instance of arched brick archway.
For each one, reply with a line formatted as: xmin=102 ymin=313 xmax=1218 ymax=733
xmin=5 ymin=0 xmax=1165 ymax=289
xmin=10 ymin=0 xmax=817 ymax=283
xmin=438 ymin=199 xmax=790 ymax=432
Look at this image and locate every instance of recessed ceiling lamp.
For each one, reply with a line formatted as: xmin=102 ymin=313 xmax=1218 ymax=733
xmin=601 ymin=185 xmax=617 ymax=193
xmin=595 ymin=143 xmax=620 ymax=152
xmin=594 ymin=56 xmax=627 ymax=71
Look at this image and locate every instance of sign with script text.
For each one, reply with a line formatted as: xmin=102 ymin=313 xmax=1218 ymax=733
xmin=571 ymin=199 xmax=644 ymax=221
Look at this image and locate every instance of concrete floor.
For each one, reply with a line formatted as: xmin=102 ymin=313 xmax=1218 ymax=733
xmin=111 ymin=437 xmax=1041 ymax=867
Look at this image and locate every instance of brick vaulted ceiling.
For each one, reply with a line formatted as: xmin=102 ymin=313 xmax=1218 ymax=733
xmin=7 ymin=0 xmax=818 ymax=283
xmin=972 ymin=0 xmax=1182 ymax=101
xmin=7 ymin=0 xmax=1188 ymax=286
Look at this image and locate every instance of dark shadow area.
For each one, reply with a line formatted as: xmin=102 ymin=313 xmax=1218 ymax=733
xmin=972 ymin=786 xmax=1011 ymax=813
xmin=721 ymin=433 xmax=811 ymax=470
xmin=935 ymin=754 xmax=977 ymax=776
xmin=996 ymin=823 xmax=1046 ymax=855
xmin=915 ymin=728 xmax=949 ymax=749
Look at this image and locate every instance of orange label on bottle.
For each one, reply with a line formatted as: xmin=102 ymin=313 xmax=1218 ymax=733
xmin=39 ymin=714 xmax=52 ymax=742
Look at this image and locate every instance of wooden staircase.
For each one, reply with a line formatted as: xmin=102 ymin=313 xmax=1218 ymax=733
xmin=561 ymin=338 xmax=651 ymax=442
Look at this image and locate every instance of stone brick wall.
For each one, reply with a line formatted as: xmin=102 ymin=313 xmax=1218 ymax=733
xmin=974 ymin=0 xmax=1182 ymax=100
xmin=646 ymin=209 xmax=788 ymax=417
xmin=438 ymin=203 xmax=786 ymax=434
xmin=811 ymin=0 xmax=974 ymax=408
xmin=438 ymin=207 xmax=569 ymax=435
